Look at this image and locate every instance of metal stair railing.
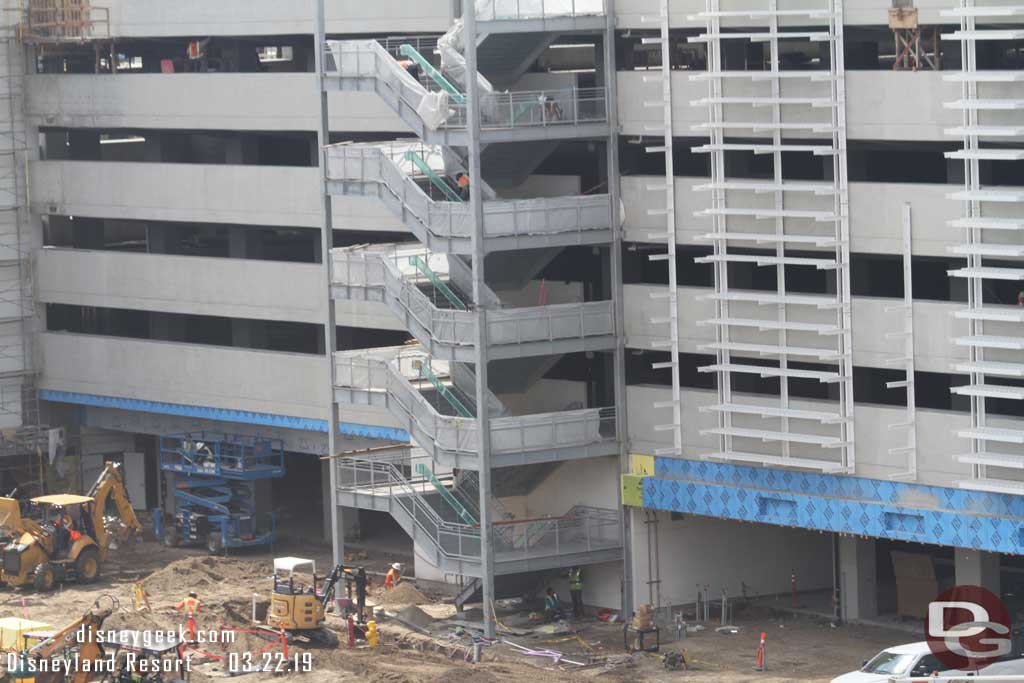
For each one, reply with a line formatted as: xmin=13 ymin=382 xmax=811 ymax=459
xmin=331 ymin=246 xmax=616 ymax=353
xmin=415 ymin=462 xmax=477 ymax=524
xmin=492 ymin=505 xmax=622 ymax=560
xmin=409 ymin=254 xmax=467 ymax=309
xmin=404 ymin=150 xmax=463 ymax=203
xmin=330 ymin=247 xmax=477 ymax=349
xmin=474 ymin=0 xmax=607 ymax=20
xmin=327 ymin=144 xmax=615 ymax=251
xmin=327 ymin=144 xmax=473 ymax=249
xmin=333 ymin=348 xmax=618 ymax=464
xmin=328 ymin=41 xmax=608 ymax=132
xmin=336 ymin=456 xmax=482 ymax=563
xmin=399 ymin=43 xmax=465 ymax=104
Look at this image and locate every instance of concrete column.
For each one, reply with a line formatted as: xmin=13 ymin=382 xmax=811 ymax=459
xmin=143 ymin=136 xmax=163 ymax=162
xmin=839 ymin=536 xmax=878 ymax=621
xmin=321 ymin=458 xmax=332 ymax=543
xmin=954 ymin=548 xmax=1001 ymax=594
xmin=71 ymin=217 xmax=104 ymax=249
xmin=163 ymin=471 xmax=176 ymax=514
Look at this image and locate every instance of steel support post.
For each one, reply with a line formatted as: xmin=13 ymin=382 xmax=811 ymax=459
xmin=463 ymin=3 xmax=496 ymax=639
xmin=604 ymin=0 xmax=633 ymax=619
xmin=314 ymin=0 xmax=343 ymax=566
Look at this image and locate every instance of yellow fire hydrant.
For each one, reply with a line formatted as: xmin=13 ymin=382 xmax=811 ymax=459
xmin=366 ymin=621 xmax=380 ymax=648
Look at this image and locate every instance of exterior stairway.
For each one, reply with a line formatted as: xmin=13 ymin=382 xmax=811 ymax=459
xmin=335 ymin=452 xmax=622 ymax=577
xmin=325 ymin=40 xmax=611 ymax=145
xmin=333 ymin=346 xmax=618 ymax=469
xmin=330 ymin=244 xmax=616 ymax=361
xmin=327 ymin=143 xmax=614 ymax=254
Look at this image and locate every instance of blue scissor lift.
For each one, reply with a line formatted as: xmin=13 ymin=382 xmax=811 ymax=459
xmin=156 ymin=432 xmax=285 ymax=554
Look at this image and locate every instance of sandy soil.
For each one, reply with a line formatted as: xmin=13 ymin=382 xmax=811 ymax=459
xmin=1 ymin=540 xmax=914 ymax=683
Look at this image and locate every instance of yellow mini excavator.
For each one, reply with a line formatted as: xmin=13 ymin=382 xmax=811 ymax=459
xmin=0 ymin=462 xmax=142 ymax=591
xmin=20 ymin=600 xmax=115 ymax=683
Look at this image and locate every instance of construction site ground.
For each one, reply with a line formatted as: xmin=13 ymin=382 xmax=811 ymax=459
xmin=4 ymin=538 xmax=914 ymax=683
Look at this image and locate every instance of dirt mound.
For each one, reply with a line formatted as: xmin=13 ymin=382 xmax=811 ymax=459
xmin=141 ymin=555 xmax=268 ymax=595
xmin=431 ymin=669 xmax=499 ymax=683
xmin=378 ymin=582 xmax=429 ymax=607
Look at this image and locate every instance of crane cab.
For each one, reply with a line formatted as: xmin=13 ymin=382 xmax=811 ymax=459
xmin=267 ymin=557 xmax=325 ymax=631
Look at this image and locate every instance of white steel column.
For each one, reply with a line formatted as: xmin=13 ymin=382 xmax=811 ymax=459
xmin=463 ymin=2 xmax=496 ymax=640
xmin=642 ymin=0 xmax=682 ymax=457
xmin=888 ymin=204 xmax=917 ymax=480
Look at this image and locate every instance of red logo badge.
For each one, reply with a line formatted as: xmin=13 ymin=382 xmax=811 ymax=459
xmin=926 ymin=585 xmax=1011 ymax=671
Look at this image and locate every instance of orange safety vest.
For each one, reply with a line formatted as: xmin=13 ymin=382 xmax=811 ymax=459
xmin=177 ymin=597 xmax=201 ymax=615
xmin=385 ymin=569 xmax=399 ymax=589
xmin=457 ymin=175 xmax=470 ymax=189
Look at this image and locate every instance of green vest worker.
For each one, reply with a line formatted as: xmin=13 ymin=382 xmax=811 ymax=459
xmin=569 ymin=567 xmax=584 ymax=618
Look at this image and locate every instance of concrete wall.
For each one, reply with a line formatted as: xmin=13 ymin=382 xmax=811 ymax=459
xmin=629 ymin=509 xmax=834 ymax=610
xmin=97 ymin=0 xmax=453 ymax=37
xmin=40 ymin=332 xmax=327 ymax=420
xmin=27 ymin=75 xmax=406 ymax=133
xmin=31 ymin=160 xmax=322 ymax=227
xmin=37 ymin=248 xmax=326 ymax=323
xmin=29 ymin=160 xmax=407 ymax=233
xmin=626 ymin=383 xmax=982 ymax=489
xmin=622 ymin=177 xmax=960 ymax=257
xmin=625 ymin=284 xmax=969 ymax=373
xmin=619 ymin=71 xmax=961 ymax=142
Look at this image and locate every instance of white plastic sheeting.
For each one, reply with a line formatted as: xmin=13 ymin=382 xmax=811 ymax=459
xmin=417 ymin=91 xmax=453 ymax=130
xmin=437 ymin=19 xmax=496 ymax=94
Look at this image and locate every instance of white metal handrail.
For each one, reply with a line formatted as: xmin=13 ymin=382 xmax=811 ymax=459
xmin=335 ymin=456 xmax=482 ymax=561
xmin=330 ymin=247 xmax=616 ymax=348
xmin=333 ymin=349 xmax=617 ymax=458
xmin=336 ymin=456 xmax=621 ymax=564
xmin=475 ymin=0 xmax=606 ymax=20
xmin=327 ymin=40 xmax=608 ymax=131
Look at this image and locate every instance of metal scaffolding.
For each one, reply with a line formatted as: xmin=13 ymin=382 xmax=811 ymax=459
xmin=690 ymin=0 xmax=855 ymax=473
xmin=943 ymin=0 xmax=1024 ymax=494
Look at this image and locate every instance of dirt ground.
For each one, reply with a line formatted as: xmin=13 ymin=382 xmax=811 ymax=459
xmin=1 ymin=539 xmax=914 ymax=683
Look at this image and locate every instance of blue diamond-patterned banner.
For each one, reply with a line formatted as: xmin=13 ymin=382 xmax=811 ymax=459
xmin=641 ymin=458 xmax=1024 ymax=555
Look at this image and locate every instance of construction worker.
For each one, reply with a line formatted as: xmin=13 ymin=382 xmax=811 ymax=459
xmin=385 ymin=563 xmax=402 ymax=590
xmin=400 ymin=58 xmax=422 ymax=83
xmin=543 ymin=587 xmax=563 ymax=623
xmin=569 ymin=567 xmax=584 ymax=618
xmin=176 ymin=591 xmax=201 ymax=640
xmin=456 ymin=172 xmax=470 ymax=201
xmin=354 ymin=567 xmax=370 ymax=621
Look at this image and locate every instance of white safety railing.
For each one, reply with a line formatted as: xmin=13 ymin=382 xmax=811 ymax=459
xmin=330 ymin=247 xmax=616 ymax=349
xmin=333 ymin=348 xmax=616 ymax=460
xmin=492 ymin=505 xmax=622 ymax=560
xmin=336 ymin=455 xmax=621 ymax=566
xmin=327 ymin=40 xmax=608 ymax=132
xmin=335 ymin=455 xmax=482 ymax=562
xmin=326 ymin=144 xmax=614 ymax=249
xmin=475 ymin=0 xmax=606 ymax=20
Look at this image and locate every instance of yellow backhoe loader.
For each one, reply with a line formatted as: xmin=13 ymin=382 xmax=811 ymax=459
xmin=0 ymin=462 xmax=142 ymax=591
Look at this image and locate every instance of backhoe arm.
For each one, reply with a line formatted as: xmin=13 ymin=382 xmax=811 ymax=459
xmin=88 ymin=462 xmax=142 ymax=550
